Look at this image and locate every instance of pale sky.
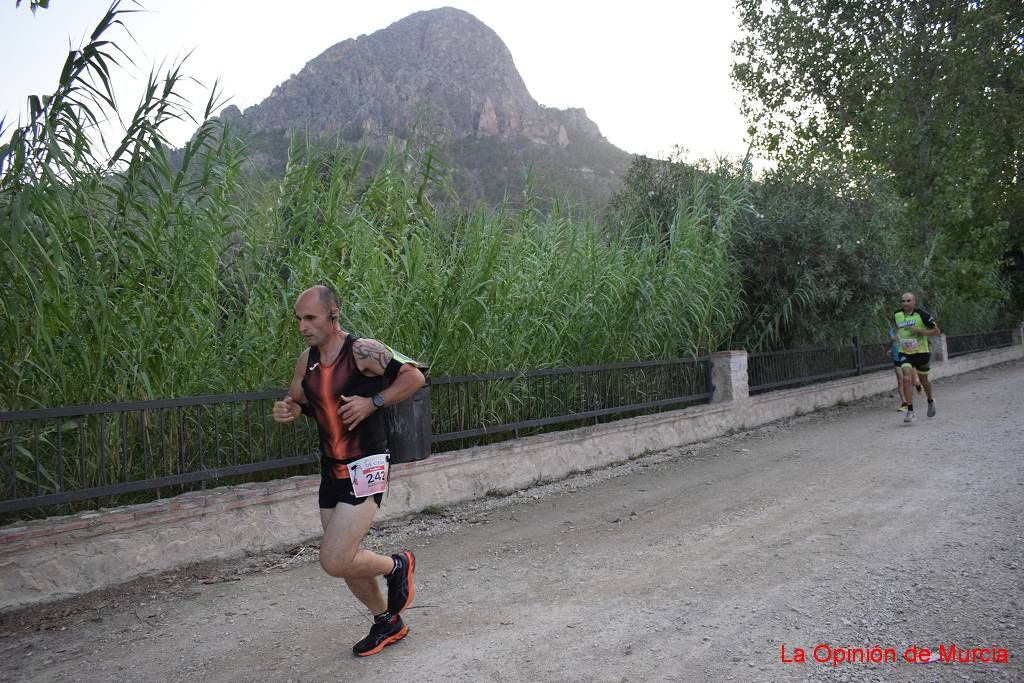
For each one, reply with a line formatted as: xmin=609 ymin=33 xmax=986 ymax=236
xmin=1 ymin=0 xmax=751 ymax=163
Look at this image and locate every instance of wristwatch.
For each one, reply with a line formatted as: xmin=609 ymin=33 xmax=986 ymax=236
xmin=371 ymin=393 xmax=385 ymax=409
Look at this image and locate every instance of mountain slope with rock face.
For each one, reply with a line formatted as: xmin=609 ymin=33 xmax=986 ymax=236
xmin=220 ymin=7 xmax=633 ymax=207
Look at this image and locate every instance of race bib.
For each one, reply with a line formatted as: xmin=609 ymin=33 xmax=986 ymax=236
xmin=347 ymin=453 xmax=390 ymax=498
xmin=900 ymin=338 xmax=919 ymax=353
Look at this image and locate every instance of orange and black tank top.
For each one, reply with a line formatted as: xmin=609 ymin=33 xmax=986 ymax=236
xmin=301 ymin=334 xmax=388 ymax=479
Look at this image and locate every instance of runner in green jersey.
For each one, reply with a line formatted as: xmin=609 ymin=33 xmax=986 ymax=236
xmin=889 ymin=326 xmax=921 ymax=412
xmin=893 ymin=292 xmax=940 ymax=422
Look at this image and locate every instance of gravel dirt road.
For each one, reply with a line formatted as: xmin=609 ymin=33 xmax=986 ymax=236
xmin=1 ymin=361 xmax=1021 ymax=682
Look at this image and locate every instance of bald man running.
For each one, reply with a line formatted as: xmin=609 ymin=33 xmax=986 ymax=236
xmin=893 ymin=292 xmax=940 ymax=423
xmin=273 ymin=285 xmax=426 ymax=656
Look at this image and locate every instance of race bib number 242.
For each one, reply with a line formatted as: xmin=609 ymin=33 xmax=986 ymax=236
xmin=347 ymin=453 xmax=390 ymax=498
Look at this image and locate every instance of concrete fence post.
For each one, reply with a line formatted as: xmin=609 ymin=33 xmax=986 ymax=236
xmin=1013 ymin=323 xmax=1024 ymax=346
xmin=710 ymin=350 xmax=749 ymax=403
xmin=931 ymin=333 xmax=949 ymax=364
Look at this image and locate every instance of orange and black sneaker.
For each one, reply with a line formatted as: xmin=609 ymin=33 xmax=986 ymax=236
xmin=386 ymin=550 xmax=416 ymax=616
xmin=352 ymin=613 xmax=408 ymax=657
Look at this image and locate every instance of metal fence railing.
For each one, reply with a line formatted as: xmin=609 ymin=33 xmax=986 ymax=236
xmin=946 ymin=329 xmax=1015 ymax=357
xmin=2 ymin=327 xmax=1019 ymax=518
xmin=430 ymin=357 xmax=713 ymax=449
xmin=0 ymin=358 xmax=712 ymax=517
xmin=0 ymin=392 xmax=319 ymax=515
xmin=860 ymin=340 xmax=895 ymax=373
xmin=747 ymin=344 xmax=864 ymax=395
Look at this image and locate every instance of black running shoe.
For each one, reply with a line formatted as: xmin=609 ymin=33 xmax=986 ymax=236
xmin=352 ymin=614 xmax=408 ymax=657
xmin=386 ymin=550 xmax=416 ymax=616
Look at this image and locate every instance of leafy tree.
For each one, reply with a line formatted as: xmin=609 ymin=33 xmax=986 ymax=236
xmin=735 ymin=154 xmax=913 ymax=348
xmin=732 ymin=0 xmax=1023 ymax=321
xmin=605 ymin=149 xmax=752 ymax=250
xmin=607 ymin=149 xmax=924 ymax=348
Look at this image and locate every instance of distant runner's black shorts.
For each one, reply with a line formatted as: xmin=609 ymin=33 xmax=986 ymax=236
xmin=900 ymin=352 xmax=931 ymax=374
xmin=318 ymin=475 xmax=383 ymax=509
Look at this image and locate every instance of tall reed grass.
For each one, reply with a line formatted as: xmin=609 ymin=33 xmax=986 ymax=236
xmin=1 ymin=3 xmax=745 ymax=415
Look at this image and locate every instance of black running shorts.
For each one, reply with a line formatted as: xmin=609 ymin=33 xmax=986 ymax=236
xmin=319 ymin=475 xmax=383 ymax=509
xmin=900 ymin=352 xmax=931 ymax=374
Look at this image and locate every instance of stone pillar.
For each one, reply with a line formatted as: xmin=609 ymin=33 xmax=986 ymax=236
xmin=931 ymin=333 xmax=949 ymax=364
xmin=1013 ymin=323 xmax=1024 ymax=346
xmin=710 ymin=350 xmax=749 ymax=403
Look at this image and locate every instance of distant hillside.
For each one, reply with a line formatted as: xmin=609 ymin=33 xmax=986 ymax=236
xmin=217 ymin=7 xmax=633 ymax=208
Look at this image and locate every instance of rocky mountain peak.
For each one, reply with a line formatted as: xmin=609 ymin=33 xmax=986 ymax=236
xmin=229 ymin=7 xmax=608 ymax=147
xmin=217 ymin=7 xmax=630 ymax=206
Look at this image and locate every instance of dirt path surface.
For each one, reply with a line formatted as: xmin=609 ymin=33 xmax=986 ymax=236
xmin=1 ymin=361 xmax=1022 ymax=682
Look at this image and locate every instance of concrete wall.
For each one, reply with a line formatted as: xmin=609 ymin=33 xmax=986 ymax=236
xmin=1 ymin=342 xmax=1020 ymax=610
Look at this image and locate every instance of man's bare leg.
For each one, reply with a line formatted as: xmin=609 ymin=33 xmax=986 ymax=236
xmin=319 ymin=504 xmax=393 ymax=615
xmin=919 ymin=373 xmax=933 ymax=401
xmin=902 ymin=370 xmax=916 ymax=406
xmin=901 ymin=367 xmax=919 ymax=422
xmin=920 ymin=372 xmax=936 ymax=417
xmin=894 ymin=367 xmax=909 ymax=406
xmin=319 ymin=504 xmax=414 ymax=656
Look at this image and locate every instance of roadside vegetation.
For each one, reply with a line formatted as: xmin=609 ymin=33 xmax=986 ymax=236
xmin=1 ymin=0 xmax=1020 ymax=519
xmin=2 ymin=0 xmax=1019 ymax=415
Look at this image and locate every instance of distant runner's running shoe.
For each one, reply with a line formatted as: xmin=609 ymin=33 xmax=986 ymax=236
xmin=904 ymin=410 xmax=916 ymax=423
xmin=897 ymin=403 xmax=909 ymax=412
xmin=386 ymin=550 xmax=416 ymax=616
xmin=352 ymin=614 xmax=408 ymax=657
xmin=927 ymin=401 xmax=936 ymax=418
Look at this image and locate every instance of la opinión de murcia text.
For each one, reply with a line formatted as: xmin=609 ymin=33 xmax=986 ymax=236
xmin=780 ymin=643 xmax=1009 ymax=667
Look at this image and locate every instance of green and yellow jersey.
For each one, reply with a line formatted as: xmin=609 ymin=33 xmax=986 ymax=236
xmin=893 ymin=308 xmax=937 ymax=355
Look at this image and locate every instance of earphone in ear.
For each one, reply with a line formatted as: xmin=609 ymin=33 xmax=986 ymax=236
xmin=330 ymin=313 xmax=338 ymax=321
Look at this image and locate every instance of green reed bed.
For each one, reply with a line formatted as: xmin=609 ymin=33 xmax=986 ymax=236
xmin=0 ymin=3 xmax=745 ymax=516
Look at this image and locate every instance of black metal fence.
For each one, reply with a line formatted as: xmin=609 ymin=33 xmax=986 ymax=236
xmin=0 ymin=358 xmax=712 ymax=517
xmin=748 ymin=336 xmax=914 ymax=395
xmin=748 ymin=344 xmax=863 ymax=395
xmin=860 ymin=340 xmax=895 ymax=373
xmin=0 ymin=392 xmax=319 ymax=515
xmin=430 ymin=357 xmax=713 ymax=449
xmin=1 ymin=328 xmax=1019 ymax=518
xmin=946 ymin=329 xmax=1015 ymax=357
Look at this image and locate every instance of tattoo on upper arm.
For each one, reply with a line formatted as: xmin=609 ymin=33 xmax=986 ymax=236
xmin=354 ymin=339 xmax=392 ymax=372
